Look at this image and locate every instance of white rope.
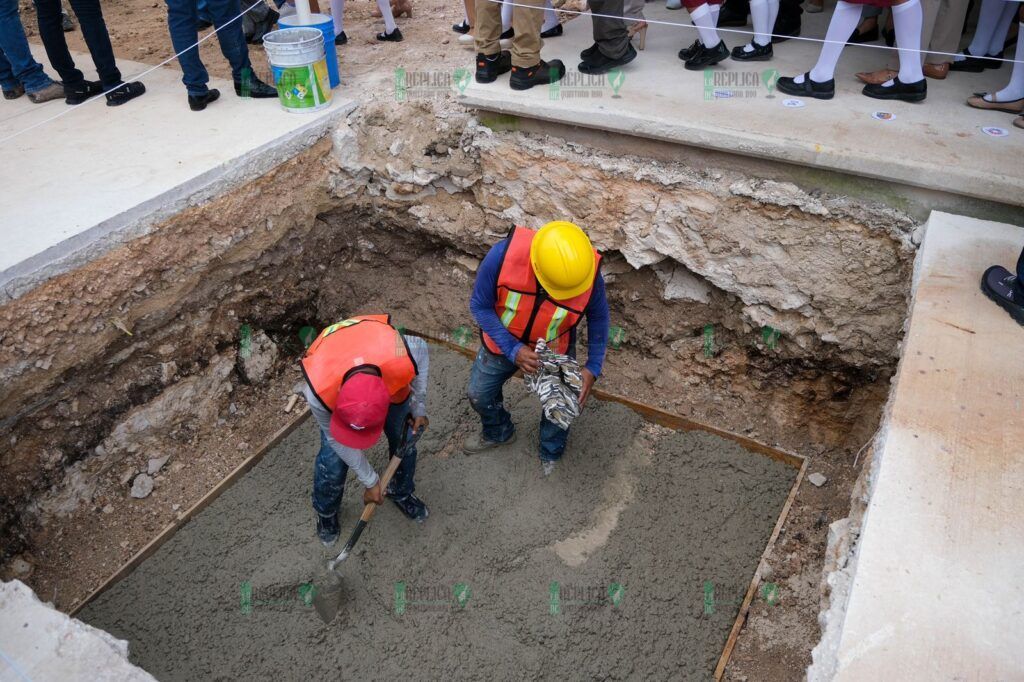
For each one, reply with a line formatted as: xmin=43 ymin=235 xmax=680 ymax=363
xmin=0 ymin=1 xmax=264 ymax=144
xmin=487 ymin=0 xmax=1024 ymax=65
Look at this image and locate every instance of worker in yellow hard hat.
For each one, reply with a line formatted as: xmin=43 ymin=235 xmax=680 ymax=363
xmin=465 ymin=220 xmax=610 ymax=475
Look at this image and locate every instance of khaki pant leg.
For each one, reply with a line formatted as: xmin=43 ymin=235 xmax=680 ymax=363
xmin=475 ymin=0 xmax=503 ymax=56
xmin=512 ymin=0 xmax=546 ymax=67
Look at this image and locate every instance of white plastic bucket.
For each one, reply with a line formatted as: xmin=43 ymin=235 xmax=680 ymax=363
xmin=263 ymin=28 xmax=332 ymax=113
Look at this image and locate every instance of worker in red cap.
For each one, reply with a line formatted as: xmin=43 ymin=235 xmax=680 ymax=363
xmin=300 ymin=314 xmax=430 ymax=546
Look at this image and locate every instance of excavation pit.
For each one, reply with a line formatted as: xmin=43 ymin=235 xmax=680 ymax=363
xmin=76 ymin=346 xmax=799 ymax=680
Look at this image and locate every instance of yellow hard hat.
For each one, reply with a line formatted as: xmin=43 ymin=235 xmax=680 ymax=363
xmin=530 ymin=221 xmax=596 ymax=300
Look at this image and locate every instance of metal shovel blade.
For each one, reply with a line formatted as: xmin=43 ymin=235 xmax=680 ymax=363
xmin=312 ymin=570 xmax=345 ymax=624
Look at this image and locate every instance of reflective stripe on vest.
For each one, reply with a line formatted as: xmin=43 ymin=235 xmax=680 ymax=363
xmin=300 ymin=314 xmax=417 ymax=412
xmin=482 ymin=226 xmax=601 ymax=356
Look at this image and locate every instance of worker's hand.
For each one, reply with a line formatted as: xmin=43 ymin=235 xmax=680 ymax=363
xmin=363 ymin=482 xmax=383 ymax=506
xmin=515 ymin=346 xmax=540 ymax=374
xmin=411 ymin=415 xmax=429 ymax=434
xmin=579 ymin=368 xmax=597 ymax=407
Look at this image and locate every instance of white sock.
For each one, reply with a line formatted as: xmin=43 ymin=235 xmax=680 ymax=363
xmin=501 ymin=0 xmax=513 ymax=32
xmin=749 ymin=0 xmax=770 ymax=48
xmin=542 ymin=0 xmax=559 ymax=31
xmin=967 ymin=0 xmax=1008 ymax=56
xmin=329 ymin=0 xmax=344 ymax=33
xmin=767 ymin=0 xmax=780 ymax=39
xmin=710 ymin=3 xmax=720 ymax=26
xmin=893 ymin=0 xmax=923 ymax=83
xmin=378 ymin=0 xmax=396 ymax=32
xmin=690 ymin=4 xmax=721 ymax=47
xmin=993 ymin=24 xmax=1024 ymax=100
xmin=987 ymin=1 xmax=1018 ymax=55
xmin=802 ymin=0 xmax=861 ymax=83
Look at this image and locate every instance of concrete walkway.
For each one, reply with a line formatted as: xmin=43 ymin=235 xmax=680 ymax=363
xmin=818 ymin=210 xmax=1024 ymax=679
xmin=461 ymin=7 xmax=1023 ymax=206
xmin=0 ymin=47 xmax=356 ymax=301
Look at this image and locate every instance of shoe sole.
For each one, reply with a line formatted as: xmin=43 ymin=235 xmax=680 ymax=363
xmin=731 ymin=52 xmax=772 ymax=62
xmin=980 ymin=279 xmax=1024 ymax=326
xmin=475 ymin=69 xmax=510 ymax=84
xmin=777 ymin=85 xmax=834 ymax=100
xmin=863 ymin=90 xmax=926 ymax=102
xmin=684 ymin=54 xmax=728 ymax=71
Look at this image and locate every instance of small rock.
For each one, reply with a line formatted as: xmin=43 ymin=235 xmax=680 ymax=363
xmin=10 ymin=557 xmax=33 ymax=579
xmin=237 ymin=329 xmax=279 ymax=385
xmin=237 ymin=442 xmax=249 ymax=451
xmin=130 ymin=474 xmax=154 ymax=499
xmin=147 ymin=455 xmax=170 ymax=475
xmin=172 ymin=504 xmax=181 ymax=512
xmin=760 ymin=563 xmax=773 ymax=581
xmin=119 ymin=468 xmax=134 ymax=486
xmin=160 ymin=361 xmax=177 ymax=384
xmin=102 ymin=505 xmax=114 ymax=514
xmin=807 ymin=472 xmax=827 ymax=487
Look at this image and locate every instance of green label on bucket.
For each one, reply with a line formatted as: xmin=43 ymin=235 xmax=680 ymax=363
xmin=272 ymin=60 xmax=331 ymax=110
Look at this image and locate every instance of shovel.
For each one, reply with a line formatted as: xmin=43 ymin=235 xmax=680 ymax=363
xmin=312 ymin=418 xmax=424 ymax=623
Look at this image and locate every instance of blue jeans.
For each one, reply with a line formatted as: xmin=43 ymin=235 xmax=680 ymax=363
xmin=311 ymin=399 xmax=419 ymax=518
xmin=0 ymin=0 xmax=53 ymax=93
xmin=466 ymin=346 xmax=570 ymax=462
xmin=165 ymin=0 xmax=251 ymax=95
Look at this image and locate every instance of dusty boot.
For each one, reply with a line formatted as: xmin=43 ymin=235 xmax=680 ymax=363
xmin=463 ymin=431 xmax=516 ymax=454
xmin=316 ymin=512 xmax=340 ymax=546
xmin=541 ymin=460 xmax=557 ymax=477
xmin=387 ymin=492 xmax=429 ymax=521
xmin=981 ymin=265 xmax=1024 ymax=326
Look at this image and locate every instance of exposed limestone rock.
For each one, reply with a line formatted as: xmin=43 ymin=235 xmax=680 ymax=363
xmin=238 ymin=329 xmax=278 ymax=385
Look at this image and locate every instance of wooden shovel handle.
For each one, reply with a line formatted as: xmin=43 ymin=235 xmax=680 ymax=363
xmin=359 ymin=454 xmax=402 ymax=523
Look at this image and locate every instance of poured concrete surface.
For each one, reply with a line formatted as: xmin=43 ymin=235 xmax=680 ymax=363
xmin=818 ymin=211 xmax=1024 ymax=679
xmin=80 ymin=348 xmax=794 ymax=680
xmin=461 ymin=7 xmax=1023 ymax=206
xmin=0 ymin=46 xmax=356 ymax=301
xmin=0 ymin=579 xmax=154 ymax=681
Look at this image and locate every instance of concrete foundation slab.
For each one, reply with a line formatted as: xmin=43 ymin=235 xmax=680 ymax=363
xmin=812 ymin=210 xmax=1024 ymax=679
xmin=461 ymin=9 xmax=1023 ymax=206
xmin=0 ymin=47 xmax=356 ymax=302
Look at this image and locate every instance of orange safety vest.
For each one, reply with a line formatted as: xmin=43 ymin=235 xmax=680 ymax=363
xmin=482 ymin=226 xmax=601 ymax=356
xmin=301 ymin=314 xmax=418 ymax=411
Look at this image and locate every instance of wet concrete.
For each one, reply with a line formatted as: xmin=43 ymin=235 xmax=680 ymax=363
xmin=80 ymin=347 xmax=796 ymax=680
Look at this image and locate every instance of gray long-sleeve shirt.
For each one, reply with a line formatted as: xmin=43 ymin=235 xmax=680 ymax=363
xmin=303 ymin=334 xmax=429 ymax=488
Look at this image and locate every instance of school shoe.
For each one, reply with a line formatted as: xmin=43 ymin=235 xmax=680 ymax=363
xmin=718 ymin=5 xmax=748 ymax=26
xmin=475 ymin=51 xmax=512 ymax=83
xmin=463 ymin=431 xmax=517 ymax=454
xmin=188 ymin=89 xmax=220 ymax=111
xmin=234 ymin=76 xmax=277 ymax=98
xmin=387 ymin=491 xmax=430 ymax=521
xmin=377 ymin=27 xmax=403 ymax=41
xmin=862 ymin=77 xmax=926 ymax=102
xmin=684 ymin=40 xmax=729 ymax=70
xmin=541 ymin=23 xmax=563 ymax=38
xmin=106 ymin=81 xmax=146 ymax=107
xmin=731 ymin=41 xmax=772 ymax=61
xmin=579 ymin=43 xmax=637 ymax=75
xmin=949 ymin=49 xmax=989 ymax=73
xmin=777 ymin=73 xmax=834 ymax=99
xmin=510 ymin=59 xmax=566 ymax=90
xmin=981 ymin=265 xmax=1024 ymax=326
xmin=677 ymin=39 xmax=702 ymax=61
xmin=316 ymin=512 xmax=340 ymax=546
xmin=64 ymin=80 xmax=102 ymax=105
xmin=453 ymin=19 xmax=470 ymax=33
xmin=3 ymin=84 xmax=24 ymax=100
xmin=581 ymin=42 xmax=600 ymax=60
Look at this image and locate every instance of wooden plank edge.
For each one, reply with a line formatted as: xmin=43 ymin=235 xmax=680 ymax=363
xmin=68 ymin=406 xmax=311 ymax=616
xmin=714 ymin=457 xmax=809 ymax=680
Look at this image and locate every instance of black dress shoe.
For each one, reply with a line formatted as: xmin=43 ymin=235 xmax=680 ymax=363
xmin=581 ymin=41 xmax=600 ymax=60
xmin=718 ymin=5 xmax=748 ymax=26
xmin=776 ymin=73 xmax=834 ymax=99
xmin=510 ymin=58 xmax=565 ymax=90
xmin=982 ymin=50 xmax=1004 ymax=69
xmin=678 ymin=38 xmax=702 ymax=61
xmin=500 ymin=28 xmax=514 ymax=40
xmin=188 ymin=89 xmax=220 ymax=111
xmin=475 ymin=50 xmax=512 ymax=83
xmin=540 ymin=23 xmax=563 ymax=38
xmin=377 ymin=27 xmax=403 ymax=41
xmin=848 ymin=25 xmax=878 ymax=43
xmin=949 ymin=48 xmax=987 ymax=72
xmin=579 ymin=43 xmax=636 ymax=74
xmin=452 ymin=19 xmax=470 ymax=34
xmin=862 ymin=76 xmax=926 ymax=102
xmin=64 ymin=79 xmax=102 ymax=105
xmin=731 ymin=41 xmax=772 ymax=61
xmin=106 ymin=81 xmax=146 ymax=107
xmin=684 ymin=40 xmax=729 ymax=70
xmin=334 ymin=30 xmax=347 ymax=45
xmin=234 ymin=75 xmax=276 ymax=98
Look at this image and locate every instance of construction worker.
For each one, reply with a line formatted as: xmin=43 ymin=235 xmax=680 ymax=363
xmin=300 ymin=314 xmax=430 ymax=546
xmin=465 ymin=221 xmax=610 ymax=475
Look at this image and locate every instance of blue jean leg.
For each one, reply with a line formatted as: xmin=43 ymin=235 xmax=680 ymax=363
xmin=0 ymin=0 xmax=53 ymax=92
xmin=205 ymin=0 xmax=252 ymax=82
xmin=311 ymin=428 xmax=348 ymax=517
xmin=467 ymin=347 xmax=518 ymax=444
xmin=383 ymin=400 xmax=418 ymax=497
xmin=0 ymin=48 xmax=17 ymax=90
xmin=165 ymin=0 xmax=209 ymax=95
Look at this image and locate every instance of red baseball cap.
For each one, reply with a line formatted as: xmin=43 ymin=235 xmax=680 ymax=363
xmin=330 ymin=373 xmax=390 ymax=449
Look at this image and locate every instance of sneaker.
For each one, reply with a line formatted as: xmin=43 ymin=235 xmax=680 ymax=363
xmin=105 ymin=81 xmax=146 ymax=107
xmin=510 ymin=59 xmax=565 ymax=90
xmin=540 ymin=23 xmax=563 ymax=39
xmin=3 ymin=84 xmax=24 ymax=100
xmin=377 ymin=27 xmax=403 ymax=42
xmin=316 ymin=512 xmax=340 ymax=546
xmin=677 ymin=39 xmax=702 ymax=61
xmin=541 ymin=460 xmax=557 ymax=477
xmin=684 ymin=40 xmax=729 ymax=70
xmin=27 ymin=82 xmax=65 ymax=103
xmin=861 ymin=76 xmax=926 ymax=103
xmin=188 ymin=88 xmax=220 ymax=111
xmin=234 ymin=75 xmax=276 ymax=98
xmin=981 ymin=265 xmax=1024 ymax=326
xmin=776 ymin=73 xmax=834 ymax=100
xmin=64 ymin=79 xmax=102 ymax=105
xmin=475 ymin=50 xmax=512 ymax=83
xmin=387 ymin=492 xmax=429 ymax=521
xmin=579 ymin=43 xmax=636 ymax=74
xmin=463 ymin=431 xmax=516 ymax=454
xmin=731 ymin=41 xmax=772 ymax=61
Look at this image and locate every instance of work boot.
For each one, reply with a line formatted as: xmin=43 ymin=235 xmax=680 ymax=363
xmin=475 ymin=51 xmax=512 ymax=83
xmin=188 ymin=89 xmax=220 ymax=111
xmin=316 ymin=512 xmax=340 ymax=546
xmin=510 ymin=59 xmax=565 ymax=91
xmin=463 ymin=431 xmax=516 ymax=454
xmin=579 ymin=43 xmax=637 ymax=75
xmin=234 ymin=75 xmax=277 ymax=98
xmin=377 ymin=27 xmax=403 ymax=42
xmin=684 ymin=40 xmax=729 ymax=70
xmin=981 ymin=265 xmax=1024 ymax=326
xmin=387 ymin=492 xmax=429 ymax=521
xmin=541 ymin=460 xmax=557 ymax=477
